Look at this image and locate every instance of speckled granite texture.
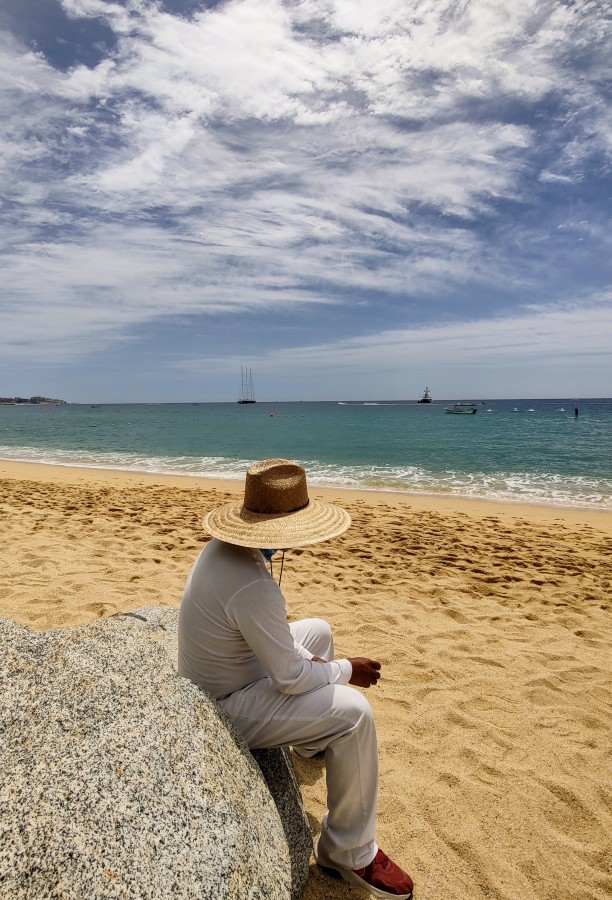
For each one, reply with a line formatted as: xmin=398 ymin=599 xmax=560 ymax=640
xmin=0 ymin=606 xmax=312 ymax=900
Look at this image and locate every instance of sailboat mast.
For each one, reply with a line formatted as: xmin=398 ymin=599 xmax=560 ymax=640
xmin=237 ymin=365 xmax=256 ymax=403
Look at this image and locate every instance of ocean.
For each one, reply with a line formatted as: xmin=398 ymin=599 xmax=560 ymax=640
xmin=1 ymin=399 xmax=611 ymax=510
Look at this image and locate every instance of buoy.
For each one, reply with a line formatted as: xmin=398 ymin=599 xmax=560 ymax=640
xmin=269 ymin=412 xmax=274 ymax=417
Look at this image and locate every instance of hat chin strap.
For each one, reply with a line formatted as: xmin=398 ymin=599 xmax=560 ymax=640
xmin=266 ymin=549 xmax=287 ymax=586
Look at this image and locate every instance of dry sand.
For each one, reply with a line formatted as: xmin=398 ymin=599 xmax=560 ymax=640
xmin=1 ymin=460 xmax=611 ymax=900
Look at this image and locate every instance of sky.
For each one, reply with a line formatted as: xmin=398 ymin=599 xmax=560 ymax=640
xmin=1 ymin=0 xmax=611 ymax=402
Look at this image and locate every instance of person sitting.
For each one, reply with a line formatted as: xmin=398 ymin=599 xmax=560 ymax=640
xmin=178 ymin=458 xmax=414 ymax=899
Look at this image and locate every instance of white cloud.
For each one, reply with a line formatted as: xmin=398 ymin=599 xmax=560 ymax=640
xmin=0 ymin=0 xmax=610 ymax=393
xmin=195 ymin=300 xmax=612 ymax=375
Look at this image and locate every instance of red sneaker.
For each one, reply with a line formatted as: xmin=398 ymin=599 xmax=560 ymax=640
xmin=318 ymin=847 xmax=414 ymax=899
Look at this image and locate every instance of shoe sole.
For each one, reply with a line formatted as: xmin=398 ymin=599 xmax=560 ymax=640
xmin=315 ymin=847 xmax=413 ymax=900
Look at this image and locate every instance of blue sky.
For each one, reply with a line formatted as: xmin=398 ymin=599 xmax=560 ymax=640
xmin=1 ymin=0 xmax=610 ymax=402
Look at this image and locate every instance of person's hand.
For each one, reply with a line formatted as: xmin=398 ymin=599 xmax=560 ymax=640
xmin=311 ymin=656 xmax=327 ymax=663
xmin=348 ymin=657 xmax=381 ymax=688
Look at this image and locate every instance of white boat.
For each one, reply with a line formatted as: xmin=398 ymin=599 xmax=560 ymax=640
xmin=237 ymin=367 xmax=256 ymax=404
xmin=417 ymin=386 xmax=432 ymax=403
xmin=445 ymin=403 xmax=478 ymax=415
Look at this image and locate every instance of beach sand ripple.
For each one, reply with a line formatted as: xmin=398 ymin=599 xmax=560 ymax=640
xmin=1 ymin=464 xmax=611 ymax=900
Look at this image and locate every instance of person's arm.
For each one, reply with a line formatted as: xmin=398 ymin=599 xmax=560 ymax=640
xmin=228 ymin=579 xmax=351 ymax=694
xmin=312 ymin=655 xmax=381 ymax=687
xmin=292 ymin=644 xmax=353 ymax=683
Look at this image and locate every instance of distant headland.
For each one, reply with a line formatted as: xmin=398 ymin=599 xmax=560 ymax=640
xmin=0 ymin=396 xmax=66 ymax=406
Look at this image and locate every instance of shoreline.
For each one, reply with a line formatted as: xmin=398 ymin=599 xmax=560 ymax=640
xmin=1 ymin=458 xmax=611 ymax=536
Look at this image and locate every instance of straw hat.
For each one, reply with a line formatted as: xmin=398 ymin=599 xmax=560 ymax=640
xmin=204 ymin=459 xmax=351 ymax=548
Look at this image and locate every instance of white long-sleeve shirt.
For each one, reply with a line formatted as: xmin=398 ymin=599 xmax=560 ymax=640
xmin=178 ymin=539 xmax=352 ymax=699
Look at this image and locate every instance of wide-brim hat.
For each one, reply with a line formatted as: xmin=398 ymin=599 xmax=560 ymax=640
xmin=204 ymin=458 xmax=351 ymax=548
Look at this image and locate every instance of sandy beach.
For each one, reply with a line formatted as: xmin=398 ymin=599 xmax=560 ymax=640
xmin=1 ymin=460 xmax=611 ymax=900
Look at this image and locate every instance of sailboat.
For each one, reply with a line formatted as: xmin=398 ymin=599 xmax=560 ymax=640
xmin=237 ymin=367 xmax=256 ymax=404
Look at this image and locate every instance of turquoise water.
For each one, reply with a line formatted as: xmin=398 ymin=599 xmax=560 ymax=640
xmin=1 ymin=399 xmax=611 ymax=509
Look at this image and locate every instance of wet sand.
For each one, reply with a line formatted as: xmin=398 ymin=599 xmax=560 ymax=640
xmin=1 ymin=460 xmax=611 ymax=899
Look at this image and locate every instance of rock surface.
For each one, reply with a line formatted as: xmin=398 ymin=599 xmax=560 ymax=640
xmin=0 ymin=606 xmax=312 ymax=899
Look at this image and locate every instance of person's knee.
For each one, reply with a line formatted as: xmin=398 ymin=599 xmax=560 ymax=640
xmin=294 ymin=617 xmax=334 ymax=656
xmin=334 ymin=684 xmax=375 ymax=729
xmin=309 ymin=617 xmax=333 ymax=642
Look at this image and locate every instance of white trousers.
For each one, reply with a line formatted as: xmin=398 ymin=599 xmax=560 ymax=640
xmin=219 ymin=618 xmax=378 ymax=870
